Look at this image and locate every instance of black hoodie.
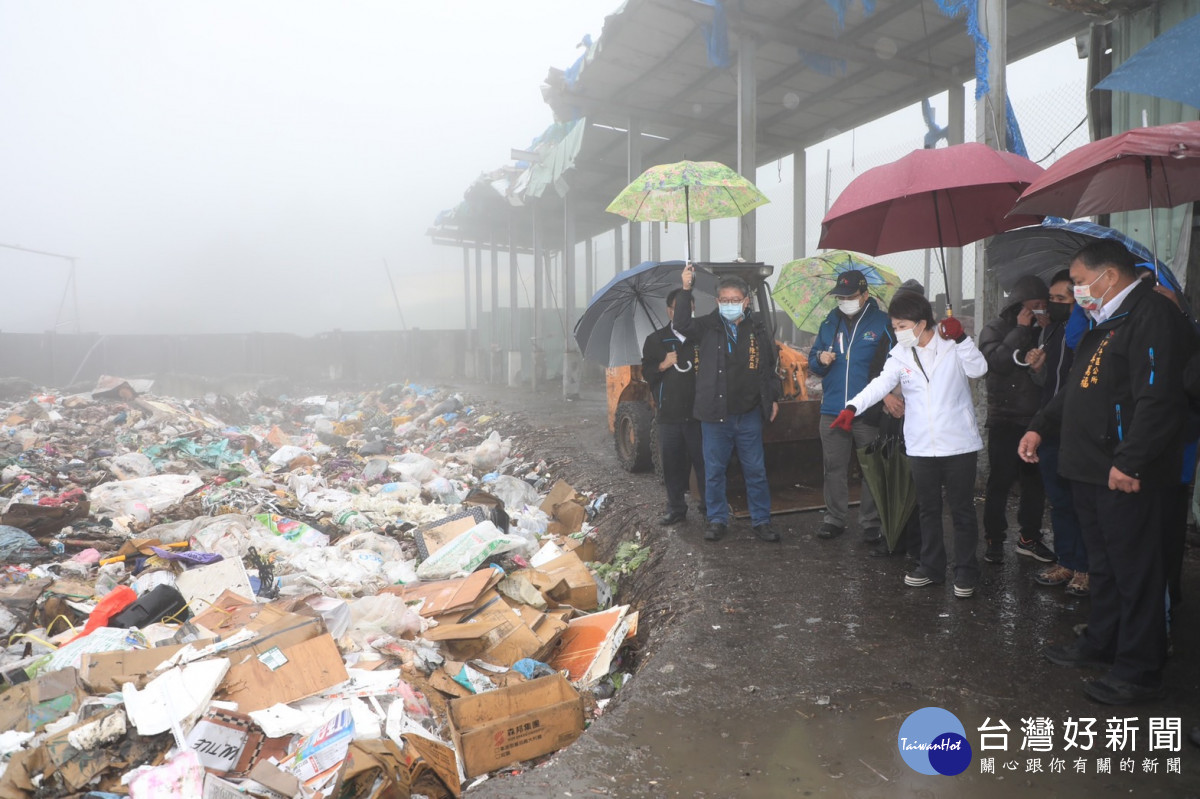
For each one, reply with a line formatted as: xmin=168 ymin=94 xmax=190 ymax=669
xmin=977 ymin=275 xmax=1049 ymax=427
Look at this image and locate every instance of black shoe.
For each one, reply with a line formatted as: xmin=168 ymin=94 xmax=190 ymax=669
xmin=1016 ymin=537 xmax=1056 ymax=563
xmin=705 ymin=522 xmax=727 ymax=542
xmin=1043 ymin=640 xmax=1113 ymax=670
xmin=1083 ymin=676 xmax=1166 ymax=705
xmin=817 ymin=522 xmax=844 ymax=540
xmin=753 ymin=523 xmax=780 ymax=542
xmin=657 ymin=511 xmax=687 ymax=526
xmin=698 ymin=506 xmax=708 ymax=518
xmin=870 ymin=544 xmax=898 ymax=558
xmin=861 ymin=528 xmax=882 ymax=544
xmin=983 ymin=540 xmax=1004 ymax=564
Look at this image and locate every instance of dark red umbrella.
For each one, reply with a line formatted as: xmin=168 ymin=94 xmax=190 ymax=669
xmin=819 ymin=142 xmax=1044 ymax=312
xmin=1010 ymin=121 xmax=1200 ymax=218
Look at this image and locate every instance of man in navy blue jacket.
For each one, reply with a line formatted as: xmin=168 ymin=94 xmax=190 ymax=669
xmin=808 ymin=270 xmax=893 ymax=541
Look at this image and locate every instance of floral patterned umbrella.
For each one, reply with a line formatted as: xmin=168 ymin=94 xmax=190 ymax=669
xmin=606 ymin=160 xmax=769 ymax=260
xmin=772 ymin=251 xmax=902 ymax=334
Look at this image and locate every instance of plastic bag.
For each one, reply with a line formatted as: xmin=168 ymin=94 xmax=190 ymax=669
xmin=415 ymin=521 xmax=525 ymax=580
xmin=108 ymin=452 xmax=156 ymax=480
xmin=391 ymin=453 xmax=437 ymax=484
xmin=344 ymin=594 xmax=424 ymax=648
xmin=0 ymin=525 xmax=51 ymax=564
xmin=485 ymin=475 xmax=540 ymax=511
xmin=466 ymin=431 xmax=511 ymax=471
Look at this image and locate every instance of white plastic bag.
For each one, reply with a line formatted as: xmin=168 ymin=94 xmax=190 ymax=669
xmin=485 ymin=475 xmax=540 ymax=510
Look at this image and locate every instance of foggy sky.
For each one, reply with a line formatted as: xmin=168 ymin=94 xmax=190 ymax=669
xmin=0 ymin=1 xmax=616 ymax=335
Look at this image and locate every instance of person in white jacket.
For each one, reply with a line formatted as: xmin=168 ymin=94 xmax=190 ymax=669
xmin=829 ymin=291 xmax=988 ymax=598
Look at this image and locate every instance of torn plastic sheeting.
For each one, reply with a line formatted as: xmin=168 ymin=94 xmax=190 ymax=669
xmin=88 ymin=474 xmax=203 ymax=518
xmin=106 ymin=452 xmax=156 ymax=480
xmin=127 ymin=748 xmax=205 ymax=799
xmin=0 ymin=525 xmax=51 ymax=564
xmin=253 ymin=513 xmax=330 ymax=547
xmin=344 ymin=594 xmax=425 ymax=647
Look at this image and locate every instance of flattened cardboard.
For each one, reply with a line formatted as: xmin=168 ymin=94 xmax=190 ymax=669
xmin=80 ymin=642 xmax=199 ymax=693
xmin=0 ymin=667 xmax=82 ymax=733
xmin=218 ymin=633 xmax=349 ymax=713
xmin=384 ymin=569 xmax=500 ymax=618
xmin=174 ymin=558 xmax=254 ymax=612
xmin=247 ymin=761 xmax=300 ymax=798
xmin=191 ymin=590 xmax=323 ymax=657
xmin=448 ymin=674 xmax=584 ymax=778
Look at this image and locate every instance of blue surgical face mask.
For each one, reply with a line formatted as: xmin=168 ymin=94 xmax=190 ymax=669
xmin=719 ymin=302 xmax=744 ymax=321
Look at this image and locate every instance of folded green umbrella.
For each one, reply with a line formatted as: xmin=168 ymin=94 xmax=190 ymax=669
xmin=856 ymin=431 xmax=917 ymax=554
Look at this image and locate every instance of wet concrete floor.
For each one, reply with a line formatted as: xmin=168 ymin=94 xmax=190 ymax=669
xmin=460 ymin=383 xmax=1200 ymax=798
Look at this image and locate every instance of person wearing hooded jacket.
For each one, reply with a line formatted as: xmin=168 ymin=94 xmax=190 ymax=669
xmin=977 ymin=275 xmax=1054 ymax=565
xmin=831 ymin=291 xmax=988 ymax=598
xmin=808 ymin=270 xmax=894 ymax=542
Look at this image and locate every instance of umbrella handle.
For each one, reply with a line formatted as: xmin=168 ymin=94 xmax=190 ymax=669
xmin=673 ymin=360 xmax=694 ymax=373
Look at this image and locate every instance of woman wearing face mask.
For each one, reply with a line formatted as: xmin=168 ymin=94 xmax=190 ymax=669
xmin=829 ymin=291 xmax=988 ymax=597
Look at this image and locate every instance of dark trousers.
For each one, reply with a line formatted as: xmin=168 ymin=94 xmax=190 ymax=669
xmin=1162 ymin=482 xmax=1189 ymax=611
xmin=1071 ymin=481 xmax=1166 ymax=686
xmin=984 ymin=422 xmax=1046 ymax=543
xmin=909 ymin=452 xmax=980 ymax=585
xmin=1037 ymin=437 xmax=1088 ymax=573
xmin=658 ymin=420 xmax=705 ymax=516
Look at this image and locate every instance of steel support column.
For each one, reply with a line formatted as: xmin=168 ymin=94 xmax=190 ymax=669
xmin=737 ymin=35 xmax=758 ymax=262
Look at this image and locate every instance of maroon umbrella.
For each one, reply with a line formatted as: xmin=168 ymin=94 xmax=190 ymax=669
xmin=1009 ymin=122 xmax=1200 ymax=258
xmin=819 ymin=142 xmax=1044 ymax=312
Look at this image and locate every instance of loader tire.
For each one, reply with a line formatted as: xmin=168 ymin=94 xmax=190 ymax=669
xmin=615 ymin=401 xmax=654 ymax=473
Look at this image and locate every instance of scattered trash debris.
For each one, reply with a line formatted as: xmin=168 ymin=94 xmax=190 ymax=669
xmin=0 ymin=383 xmax=640 ymax=797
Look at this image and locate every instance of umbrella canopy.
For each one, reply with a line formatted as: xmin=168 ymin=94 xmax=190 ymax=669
xmin=1095 ymin=14 xmax=1200 ymax=110
xmin=1010 ymin=121 xmax=1200 ymax=218
xmin=986 ymin=219 xmax=1182 ymax=292
xmin=606 ymin=160 xmax=769 ymax=261
xmin=856 ymin=428 xmax=917 ymax=553
xmin=772 ymin=251 xmax=902 ymax=334
xmin=574 ymin=260 xmax=719 ymax=367
xmin=818 ymin=143 xmax=1045 ymax=255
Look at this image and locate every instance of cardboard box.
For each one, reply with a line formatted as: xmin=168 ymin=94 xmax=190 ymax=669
xmin=539 ymin=480 xmax=587 ymax=535
xmin=340 ymin=737 xmax=460 ymax=799
xmin=384 ymin=569 xmax=501 ymax=619
xmin=80 ymin=642 xmax=199 ymax=693
xmin=448 ymin=673 xmax=584 ymax=778
xmin=518 ymin=551 xmax=599 ymax=611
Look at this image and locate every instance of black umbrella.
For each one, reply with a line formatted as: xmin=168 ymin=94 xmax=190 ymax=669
xmin=574 ymin=260 xmax=718 ymax=367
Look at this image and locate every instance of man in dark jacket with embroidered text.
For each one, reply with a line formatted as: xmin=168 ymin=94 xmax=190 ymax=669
xmin=1021 ymin=241 xmax=1192 ymax=705
xmin=675 ymin=266 xmax=781 ymax=543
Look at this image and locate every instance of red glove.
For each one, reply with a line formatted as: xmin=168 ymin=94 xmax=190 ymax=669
xmin=830 ymin=408 xmax=856 ymax=431
xmin=938 ymin=317 xmax=965 ymax=342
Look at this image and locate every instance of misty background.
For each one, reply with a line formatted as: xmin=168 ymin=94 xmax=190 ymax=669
xmin=0 ymin=1 xmax=616 ymax=335
xmin=0 ymin=2 xmax=1086 ymax=337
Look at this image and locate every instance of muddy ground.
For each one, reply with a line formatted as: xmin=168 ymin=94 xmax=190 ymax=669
xmin=453 ymin=378 xmax=1200 ymax=799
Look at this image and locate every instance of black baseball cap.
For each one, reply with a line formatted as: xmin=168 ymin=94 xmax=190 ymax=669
xmin=829 ymin=270 xmax=869 ymax=297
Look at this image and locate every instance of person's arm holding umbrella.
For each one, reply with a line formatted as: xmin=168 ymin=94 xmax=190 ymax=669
xmin=675 ymin=264 xmax=702 ymax=338
xmin=937 ymin=316 xmax=989 ymax=379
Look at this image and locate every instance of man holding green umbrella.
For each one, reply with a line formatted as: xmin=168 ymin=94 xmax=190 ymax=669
xmin=808 ymin=270 xmax=894 ymax=543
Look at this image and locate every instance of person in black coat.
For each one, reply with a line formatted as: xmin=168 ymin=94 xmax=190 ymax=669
xmin=674 ymin=266 xmax=781 ymax=543
xmin=1021 ymin=240 xmax=1194 ymax=705
xmin=978 ymin=274 xmax=1052 ymax=564
xmin=641 ymin=289 xmax=706 ymax=526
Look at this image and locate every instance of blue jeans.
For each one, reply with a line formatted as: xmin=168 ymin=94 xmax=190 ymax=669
xmin=702 ymin=410 xmax=771 ymax=526
xmin=1038 ymin=437 xmax=1088 ymax=573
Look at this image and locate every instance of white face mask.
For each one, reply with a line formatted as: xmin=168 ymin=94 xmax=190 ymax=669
xmin=837 ymin=297 xmax=863 ymax=316
xmin=895 ymin=326 xmax=920 ymax=348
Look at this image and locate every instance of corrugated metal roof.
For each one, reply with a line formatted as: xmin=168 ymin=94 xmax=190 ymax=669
xmin=434 ymin=0 xmax=1090 ymax=249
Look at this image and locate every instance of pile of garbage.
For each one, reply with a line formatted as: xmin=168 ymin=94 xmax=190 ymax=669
xmin=0 ymin=377 xmax=636 ymax=798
